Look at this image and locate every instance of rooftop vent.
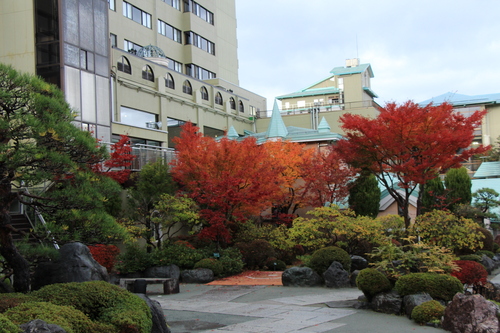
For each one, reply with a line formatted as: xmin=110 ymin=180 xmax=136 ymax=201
xmin=345 ymin=58 xmax=360 ymax=68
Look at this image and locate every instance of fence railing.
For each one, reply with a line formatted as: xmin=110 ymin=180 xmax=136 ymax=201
xmin=130 ymin=144 xmax=177 ymax=171
xmin=256 ymin=100 xmax=379 ymax=118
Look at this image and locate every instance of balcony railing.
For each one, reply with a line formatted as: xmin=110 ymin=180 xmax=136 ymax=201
xmin=130 ymin=144 xmax=177 ymax=171
xmin=256 ymin=100 xmax=380 ymax=119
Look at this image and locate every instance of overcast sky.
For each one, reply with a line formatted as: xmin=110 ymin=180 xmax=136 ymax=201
xmin=235 ymin=0 xmax=500 ymax=110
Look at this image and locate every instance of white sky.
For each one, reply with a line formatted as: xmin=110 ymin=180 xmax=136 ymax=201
xmin=235 ymin=0 xmax=500 ymax=110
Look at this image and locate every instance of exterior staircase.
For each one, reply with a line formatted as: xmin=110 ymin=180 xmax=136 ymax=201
xmin=9 ymin=213 xmax=35 ymax=241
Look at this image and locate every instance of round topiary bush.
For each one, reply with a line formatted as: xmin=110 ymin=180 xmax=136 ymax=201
xmin=194 ymin=258 xmax=224 ymax=276
xmin=4 ymin=301 xmax=108 ymax=333
xmin=218 ymin=247 xmax=244 ymax=277
xmin=411 ymin=300 xmax=445 ymax=324
xmin=395 ymin=273 xmax=463 ymax=302
xmin=475 ymin=250 xmax=495 ymax=259
xmin=356 ymin=268 xmax=392 ymax=301
xmin=477 ymin=227 xmax=494 ymax=252
xmin=32 ymin=281 xmax=152 ymax=333
xmin=458 ymin=254 xmax=482 ymax=263
xmin=265 ymin=258 xmax=287 ymax=271
xmin=0 ymin=313 xmax=21 ymax=333
xmin=308 ymin=246 xmax=351 ymax=275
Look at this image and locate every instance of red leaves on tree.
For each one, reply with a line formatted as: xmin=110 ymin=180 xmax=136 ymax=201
xmin=91 ymin=135 xmax=135 ymax=184
xmin=88 ymin=244 xmax=120 ymax=273
xmin=170 ymin=123 xmax=281 ymax=243
xmin=451 ymin=260 xmax=487 ymax=288
xmin=336 ymin=101 xmax=489 ymax=227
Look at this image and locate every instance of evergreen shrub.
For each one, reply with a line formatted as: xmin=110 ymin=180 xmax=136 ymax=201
xmin=32 ymin=281 xmax=151 ymax=333
xmin=395 ymin=273 xmax=463 ymax=302
xmin=114 ymin=244 xmax=152 ymax=274
xmin=477 ymin=227 xmax=494 ymax=252
xmin=475 ymin=250 xmax=495 ymax=259
xmin=411 ymin=300 xmax=445 ymax=324
xmin=235 ymin=239 xmax=276 ymax=269
xmin=0 ymin=313 xmax=20 ymax=333
xmin=217 ymin=247 xmax=245 ymax=277
xmin=458 ymin=254 xmax=482 ymax=263
xmin=152 ymin=243 xmax=204 ymax=269
xmin=265 ymin=258 xmax=287 ymax=271
xmin=194 ymin=258 xmax=224 ymax=276
xmin=0 ymin=293 xmax=34 ymax=313
xmin=356 ymin=268 xmax=392 ymax=301
xmin=308 ymin=246 xmax=351 ymax=275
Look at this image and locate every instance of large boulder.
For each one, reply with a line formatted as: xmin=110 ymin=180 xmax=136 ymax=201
xmin=32 ymin=242 xmax=108 ymax=290
xmin=350 ymin=255 xmax=369 ymax=272
xmin=403 ymin=293 xmax=433 ymax=318
xmin=181 ymin=268 xmax=214 ymax=284
xmin=145 ymin=265 xmax=180 ymax=280
xmin=323 ymin=261 xmax=350 ymax=288
xmin=137 ymin=294 xmax=171 ymax=333
xmin=481 ymin=255 xmax=496 ymax=275
xmin=371 ymin=290 xmax=402 ymax=315
xmin=20 ymin=319 xmax=67 ymax=333
xmin=442 ymin=293 xmax=500 ymax=333
xmin=281 ymin=267 xmax=323 ymax=287
xmin=478 ymin=282 xmax=500 ymax=302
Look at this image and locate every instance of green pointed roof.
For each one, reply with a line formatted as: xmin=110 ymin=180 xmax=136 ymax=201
xmin=265 ymin=100 xmax=288 ymax=139
xmin=226 ymin=126 xmax=239 ymax=140
xmin=318 ymin=117 xmax=330 ymax=133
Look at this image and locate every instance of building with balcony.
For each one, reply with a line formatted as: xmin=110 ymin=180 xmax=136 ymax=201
xmin=0 ymin=0 xmax=266 ymax=169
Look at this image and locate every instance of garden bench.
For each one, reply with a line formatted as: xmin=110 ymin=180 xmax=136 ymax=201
xmin=119 ymin=278 xmax=179 ymax=294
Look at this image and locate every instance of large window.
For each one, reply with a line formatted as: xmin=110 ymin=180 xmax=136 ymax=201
xmin=117 ymin=56 xmax=131 ymax=74
xmin=124 ymin=39 xmax=142 ymax=54
xmin=108 ymin=0 xmax=115 ymax=11
xmin=229 ymin=97 xmax=236 ymax=110
xmin=110 ymin=33 xmax=117 ymax=47
xmin=200 ymin=86 xmax=208 ymax=101
xmin=183 ymin=0 xmax=214 ymax=24
xmin=165 ymin=73 xmax=175 ymax=89
xmin=184 ymin=31 xmax=215 ymax=55
xmin=185 ymin=64 xmax=215 ymax=80
xmin=166 ymin=57 xmax=182 ymax=73
xmin=162 ymin=0 xmax=180 ymax=10
xmin=142 ymin=65 xmax=154 ymax=81
xmin=239 ymin=100 xmax=244 ymax=113
xmin=120 ymin=106 xmax=159 ymax=129
xmin=123 ymin=2 xmax=151 ymax=28
xmin=215 ymin=92 xmax=223 ymax=105
xmin=182 ymin=80 xmax=192 ymax=95
xmin=158 ymin=20 xmax=182 ymax=43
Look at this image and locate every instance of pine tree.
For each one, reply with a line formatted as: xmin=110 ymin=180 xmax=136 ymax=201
xmin=348 ymin=172 xmax=381 ymax=218
xmin=445 ymin=167 xmax=472 ymax=210
xmin=419 ymin=175 xmax=445 ymax=214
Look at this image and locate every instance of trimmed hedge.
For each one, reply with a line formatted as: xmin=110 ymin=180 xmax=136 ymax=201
xmin=308 ymin=246 xmax=351 ymax=275
xmin=0 ymin=293 xmax=34 ymax=313
xmin=356 ymin=268 xmax=392 ymax=301
xmin=194 ymin=258 xmax=224 ymax=276
xmin=32 ymin=281 xmax=152 ymax=333
xmin=0 ymin=313 xmax=20 ymax=333
xmin=395 ymin=273 xmax=463 ymax=302
xmin=411 ymin=300 xmax=445 ymax=324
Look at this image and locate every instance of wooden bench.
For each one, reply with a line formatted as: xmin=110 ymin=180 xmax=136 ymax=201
xmin=119 ymin=278 xmax=179 ymax=294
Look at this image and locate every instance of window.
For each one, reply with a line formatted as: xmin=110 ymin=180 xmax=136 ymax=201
xmin=108 ymin=0 xmax=115 ymax=11
xmin=239 ymin=100 xmax=244 ymax=113
xmin=123 ymin=2 xmax=151 ymax=28
xmin=185 ymin=64 xmax=215 ymax=80
xmin=182 ymin=80 xmax=192 ymax=95
xmin=124 ymin=39 xmax=142 ymax=54
xmin=200 ymin=86 xmax=208 ymax=101
xmin=166 ymin=57 xmax=182 ymax=73
xmin=215 ymin=92 xmax=223 ymax=105
xmin=229 ymin=97 xmax=235 ymax=110
xmin=184 ymin=31 xmax=215 ymax=55
xmin=183 ymin=0 xmax=214 ymax=24
xmin=162 ymin=0 xmax=180 ymax=10
xmin=165 ymin=73 xmax=175 ymax=89
xmin=110 ymin=33 xmax=117 ymax=47
xmin=80 ymin=50 xmax=88 ymax=70
xmin=158 ymin=20 xmax=182 ymax=43
xmin=117 ymin=56 xmax=131 ymax=74
xmin=142 ymin=65 xmax=154 ymax=81
xmin=120 ymin=106 xmax=158 ymax=129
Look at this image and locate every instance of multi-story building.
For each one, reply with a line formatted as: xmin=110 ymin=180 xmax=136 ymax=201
xmin=254 ymin=58 xmax=380 ymax=134
xmin=0 ymin=0 xmax=266 ymax=167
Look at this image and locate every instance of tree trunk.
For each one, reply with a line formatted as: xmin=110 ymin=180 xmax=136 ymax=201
xmin=0 ymin=210 xmax=30 ymax=292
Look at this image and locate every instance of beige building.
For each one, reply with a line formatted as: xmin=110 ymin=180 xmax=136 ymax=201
xmin=0 ymin=0 xmax=266 ymax=165
xmin=254 ymin=58 xmax=380 ymax=134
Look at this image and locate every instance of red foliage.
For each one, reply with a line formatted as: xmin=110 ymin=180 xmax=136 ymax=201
xmin=170 ymin=123 xmax=282 ymax=243
xmin=336 ymin=101 xmax=489 ymax=227
xmin=451 ymin=260 xmax=488 ymax=287
xmin=88 ymin=244 xmax=120 ymax=273
xmin=174 ymin=240 xmax=195 ymax=249
xmin=92 ymin=135 xmax=135 ymax=183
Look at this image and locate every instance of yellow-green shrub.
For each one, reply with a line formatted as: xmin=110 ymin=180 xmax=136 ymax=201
xmin=356 ymin=268 xmax=392 ymax=301
xmin=411 ymin=300 xmax=445 ymax=324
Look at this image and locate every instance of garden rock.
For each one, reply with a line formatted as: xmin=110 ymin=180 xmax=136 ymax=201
xmin=481 ymin=255 xmax=496 ymax=275
xmin=371 ymin=290 xmax=402 ymax=315
xmin=478 ymin=282 xmax=500 ymax=302
xmin=403 ymin=293 xmax=433 ymax=318
xmin=181 ymin=268 xmax=214 ymax=284
xmin=20 ymin=319 xmax=67 ymax=333
xmin=442 ymin=293 xmax=500 ymax=333
xmin=323 ymin=261 xmax=350 ymax=288
xmin=145 ymin=265 xmax=181 ymax=280
xmin=137 ymin=294 xmax=171 ymax=333
xmin=350 ymin=255 xmax=368 ymax=272
xmin=31 ymin=242 xmax=108 ymax=290
xmin=350 ymin=270 xmax=359 ymax=287
xmin=281 ymin=267 xmax=323 ymax=287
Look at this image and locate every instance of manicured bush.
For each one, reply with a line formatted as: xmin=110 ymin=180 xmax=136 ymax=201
xmin=0 ymin=313 xmax=20 ymax=333
xmin=194 ymin=258 xmax=224 ymax=276
xmin=477 ymin=227 xmax=494 ymax=252
xmin=395 ymin=273 xmax=463 ymax=302
xmin=493 ymin=242 xmax=500 ymax=253
xmin=458 ymin=254 xmax=482 ymax=263
xmin=235 ymin=239 xmax=276 ymax=269
xmin=4 ymin=301 xmax=109 ymax=333
xmin=451 ymin=260 xmax=488 ymax=288
xmin=411 ymin=300 xmax=445 ymax=324
xmin=152 ymin=243 xmax=205 ymax=269
xmin=32 ymin=281 xmax=151 ymax=333
xmin=0 ymin=293 xmax=34 ymax=313
xmin=115 ymin=243 xmax=152 ymax=274
xmin=475 ymin=250 xmax=495 ymax=259
xmin=308 ymin=246 xmax=351 ymax=275
xmin=265 ymin=258 xmax=287 ymax=271
xmin=356 ymin=268 xmax=392 ymax=301
xmin=88 ymin=244 xmax=120 ymax=273
xmin=218 ymin=247 xmax=245 ymax=277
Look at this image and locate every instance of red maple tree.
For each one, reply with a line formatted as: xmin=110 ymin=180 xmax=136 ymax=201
xmin=336 ymin=101 xmax=489 ymax=228
xmin=170 ymin=123 xmax=282 ymax=243
xmin=91 ymin=135 xmax=135 ymax=184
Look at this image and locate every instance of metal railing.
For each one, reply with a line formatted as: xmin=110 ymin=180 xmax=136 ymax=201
xmin=130 ymin=144 xmax=177 ymax=171
xmin=256 ymin=100 xmax=379 ymax=119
